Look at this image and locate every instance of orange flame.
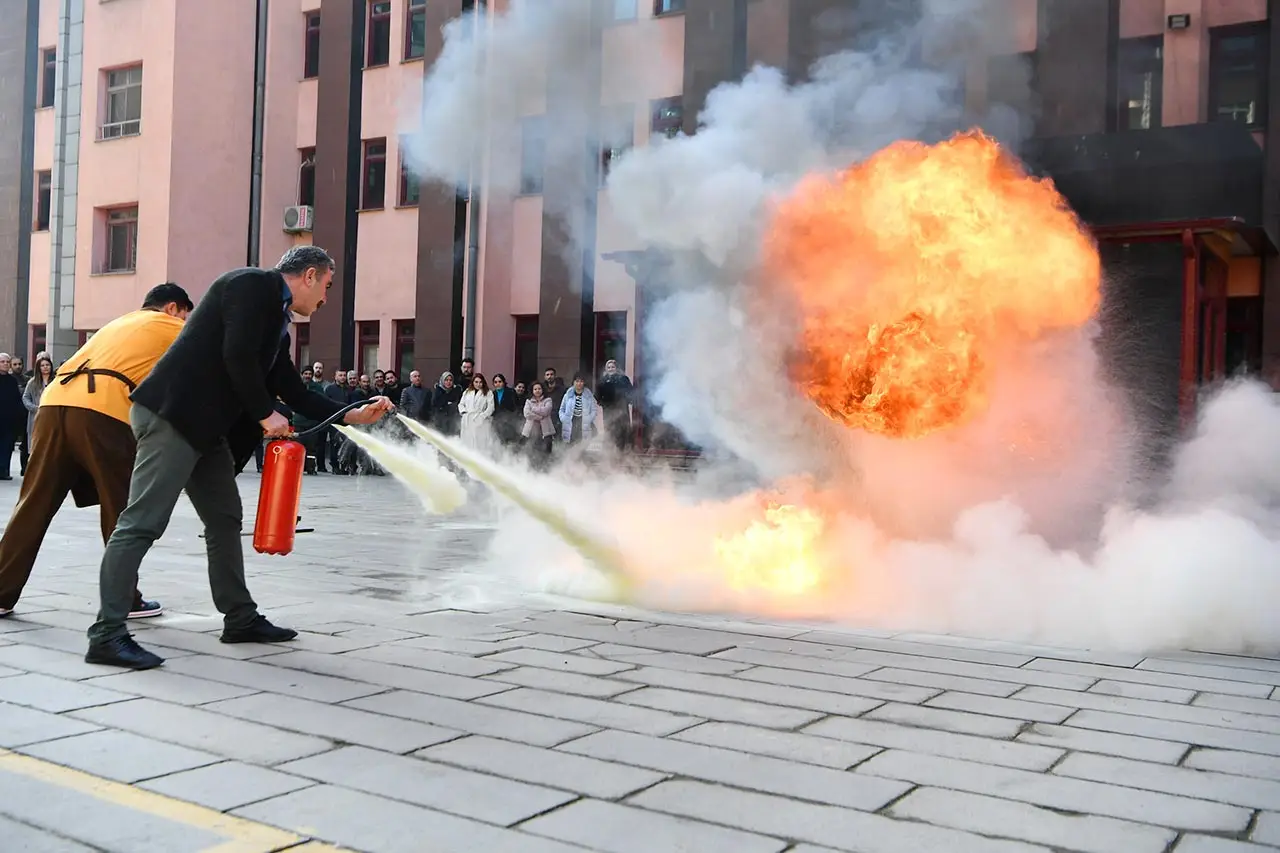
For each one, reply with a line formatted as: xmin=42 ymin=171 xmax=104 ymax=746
xmin=763 ymin=131 xmax=1101 ymax=439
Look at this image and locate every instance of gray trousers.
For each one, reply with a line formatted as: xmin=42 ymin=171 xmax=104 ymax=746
xmin=87 ymin=405 xmax=258 ymax=643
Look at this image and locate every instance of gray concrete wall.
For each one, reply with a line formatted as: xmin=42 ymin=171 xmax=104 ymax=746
xmin=0 ymin=0 xmax=39 ymax=357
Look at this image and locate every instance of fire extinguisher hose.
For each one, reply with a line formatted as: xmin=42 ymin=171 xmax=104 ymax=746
xmin=282 ymin=399 xmax=382 ymax=440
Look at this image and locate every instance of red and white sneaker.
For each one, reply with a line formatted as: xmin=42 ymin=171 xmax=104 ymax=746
xmin=128 ymin=600 xmax=163 ymax=619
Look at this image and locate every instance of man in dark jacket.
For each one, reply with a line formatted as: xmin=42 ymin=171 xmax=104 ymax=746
xmin=84 ymin=246 xmax=393 ymax=670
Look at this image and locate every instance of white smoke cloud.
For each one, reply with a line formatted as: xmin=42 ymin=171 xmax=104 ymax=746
xmin=390 ymin=0 xmax=1280 ymax=655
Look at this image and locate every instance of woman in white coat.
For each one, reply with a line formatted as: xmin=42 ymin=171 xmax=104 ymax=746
xmin=458 ymin=372 xmax=496 ymax=453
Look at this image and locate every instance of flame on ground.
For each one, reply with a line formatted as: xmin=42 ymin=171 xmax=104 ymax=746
xmin=763 ymin=131 xmax=1102 ymax=439
xmin=712 ymin=503 xmax=827 ymax=596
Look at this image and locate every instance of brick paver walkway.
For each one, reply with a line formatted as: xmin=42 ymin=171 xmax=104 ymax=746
xmin=0 ymin=473 xmax=1276 ymax=852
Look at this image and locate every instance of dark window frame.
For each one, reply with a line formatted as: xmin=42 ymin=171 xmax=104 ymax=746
xmin=405 ymin=0 xmax=427 ymax=60
xmin=358 ymin=320 xmax=380 ymax=375
xmin=299 ymin=147 xmax=316 ymax=207
xmin=650 ymin=96 xmax=683 ymax=139
xmin=294 ymin=322 xmax=310 ymax=368
xmin=40 ymin=48 xmax=56 ymax=108
xmin=1208 ymin=22 xmax=1270 ymax=129
xmin=394 ymin=319 xmax=415 ymax=380
xmin=653 ymin=0 xmax=686 ymax=15
xmin=519 ymin=116 xmax=546 ymax=195
xmin=599 ymin=105 xmax=634 ymax=185
xmin=594 ymin=311 xmax=627 ymax=375
xmin=1115 ymin=35 xmax=1164 ymax=131
xmin=34 ymin=171 xmax=51 ymax=232
xmin=513 ymin=315 xmax=539 ymax=384
xmin=103 ymin=206 xmax=139 ymax=273
xmin=30 ymin=324 xmax=47 ymax=363
xmin=361 ymin=137 xmax=388 ymax=210
xmin=304 ymin=13 xmax=321 ymax=79
xmin=398 ymin=143 xmax=419 ymax=206
xmin=366 ymin=0 xmax=392 ymax=68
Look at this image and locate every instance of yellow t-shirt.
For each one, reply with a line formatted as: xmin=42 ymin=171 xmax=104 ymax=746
xmin=40 ymin=309 xmax=184 ymax=425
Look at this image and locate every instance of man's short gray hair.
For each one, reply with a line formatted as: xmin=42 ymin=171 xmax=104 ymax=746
xmin=275 ymin=245 xmax=335 ymax=276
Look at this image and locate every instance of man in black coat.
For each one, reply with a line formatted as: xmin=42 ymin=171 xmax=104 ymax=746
xmin=84 ymin=246 xmax=393 ymax=670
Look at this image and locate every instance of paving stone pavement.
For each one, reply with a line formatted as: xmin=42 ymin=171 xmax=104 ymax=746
xmin=0 ymin=472 xmax=1277 ymax=852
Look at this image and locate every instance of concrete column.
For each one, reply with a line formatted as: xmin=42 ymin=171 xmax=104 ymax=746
xmin=1034 ymin=0 xmax=1118 ymax=135
xmin=412 ymin=0 xmax=465 ymax=383
xmin=309 ymin=0 xmax=363 ymax=372
xmin=0 ymin=0 xmax=39 ymax=356
xmin=535 ymin=1 xmax=604 ymax=381
xmin=47 ymin=0 xmax=83 ymax=363
xmin=1259 ymin=0 xmax=1280 ymax=378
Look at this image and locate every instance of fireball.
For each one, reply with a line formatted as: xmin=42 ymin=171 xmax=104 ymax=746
xmin=763 ymin=131 xmax=1101 ymax=439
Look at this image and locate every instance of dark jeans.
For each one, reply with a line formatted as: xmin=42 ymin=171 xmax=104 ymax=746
xmin=87 ymin=405 xmax=258 ymax=644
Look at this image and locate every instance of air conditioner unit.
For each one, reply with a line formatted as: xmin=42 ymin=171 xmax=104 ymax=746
xmin=283 ymin=205 xmax=314 ymax=234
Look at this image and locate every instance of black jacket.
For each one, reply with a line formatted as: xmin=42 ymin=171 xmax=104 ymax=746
xmin=130 ymin=267 xmax=344 ymax=470
xmin=430 ymin=383 xmax=462 ymax=435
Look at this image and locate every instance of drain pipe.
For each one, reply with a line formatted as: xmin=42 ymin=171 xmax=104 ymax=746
xmin=462 ymin=0 xmax=487 ymax=360
xmin=247 ymin=0 xmax=270 ymax=267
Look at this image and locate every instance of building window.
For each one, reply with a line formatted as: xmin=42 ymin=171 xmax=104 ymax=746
xmin=651 ymin=97 xmax=683 ymax=139
xmin=30 ymin=325 xmax=46 ymax=362
xmin=520 ymin=117 xmax=545 ymax=195
xmin=304 ymin=13 xmax=321 ymax=79
xmin=77 ymin=330 xmax=94 ymax=346
xmin=295 ymin=323 xmax=310 ymax=369
xmin=361 ymin=138 xmax=387 ymax=210
xmin=34 ymin=171 xmax=51 ymax=231
xmin=600 ymin=106 xmax=634 ymax=185
xmin=1209 ymin=24 xmax=1269 ymax=128
xmin=398 ymin=151 xmax=419 ymax=206
xmin=102 ymin=206 xmax=138 ymax=273
xmin=358 ymin=321 xmax=380 ymax=374
xmin=654 ymin=0 xmax=686 ymax=15
xmin=612 ymin=0 xmax=637 ymax=20
xmin=366 ymin=0 xmax=392 ymax=67
xmin=100 ymin=65 xmax=143 ymax=139
xmin=40 ymin=48 xmax=56 ymax=108
xmin=299 ymin=147 xmax=316 ymax=206
xmin=595 ymin=311 xmax=627 ymax=374
xmin=513 ymin=315 xmax=538 ymax=384
xmin=394 ymin=320 xmax=414 ymax=380
xmin=1116 ymin=37 xmax=1163 ymax=131
xmin=405 ymin=0 xmax=427 ymax=60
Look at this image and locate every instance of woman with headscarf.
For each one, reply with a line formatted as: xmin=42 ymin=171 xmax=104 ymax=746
xmin=429 ymin=371 xmax=462 ymax=436
xmin=21 ymin=355 xmax=54 ymax=452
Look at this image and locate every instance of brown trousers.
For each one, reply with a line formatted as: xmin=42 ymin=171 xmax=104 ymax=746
xmin=0 ymin=406 xmax=145 ymax=610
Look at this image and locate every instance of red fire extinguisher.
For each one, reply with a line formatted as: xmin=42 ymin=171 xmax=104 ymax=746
xmin=253 ymin=439 xmax=308 ymax=556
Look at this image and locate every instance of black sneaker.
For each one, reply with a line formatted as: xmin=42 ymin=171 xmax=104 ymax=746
xmin=85 ymin=635 xmax=164 ymax=670
xmin=220 ymin=615 xmax=298 ymax=644
xmin=128 ymin=599 xmax=163 ymax=619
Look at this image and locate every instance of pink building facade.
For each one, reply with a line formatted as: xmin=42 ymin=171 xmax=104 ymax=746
xmin=11 ymin=0 xmax=1277 ymax=394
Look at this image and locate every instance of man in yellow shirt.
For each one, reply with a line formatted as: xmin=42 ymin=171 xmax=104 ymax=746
xmin=0 ymin=283 xmax=193 ymax=618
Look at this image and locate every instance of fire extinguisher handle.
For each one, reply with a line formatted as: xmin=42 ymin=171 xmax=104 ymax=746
xmin=286 ymin=399 xmax=383 ymax=440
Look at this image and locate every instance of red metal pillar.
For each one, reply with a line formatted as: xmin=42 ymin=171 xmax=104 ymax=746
xmin=1179 ymin=229 xmax=1201 ymax=426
